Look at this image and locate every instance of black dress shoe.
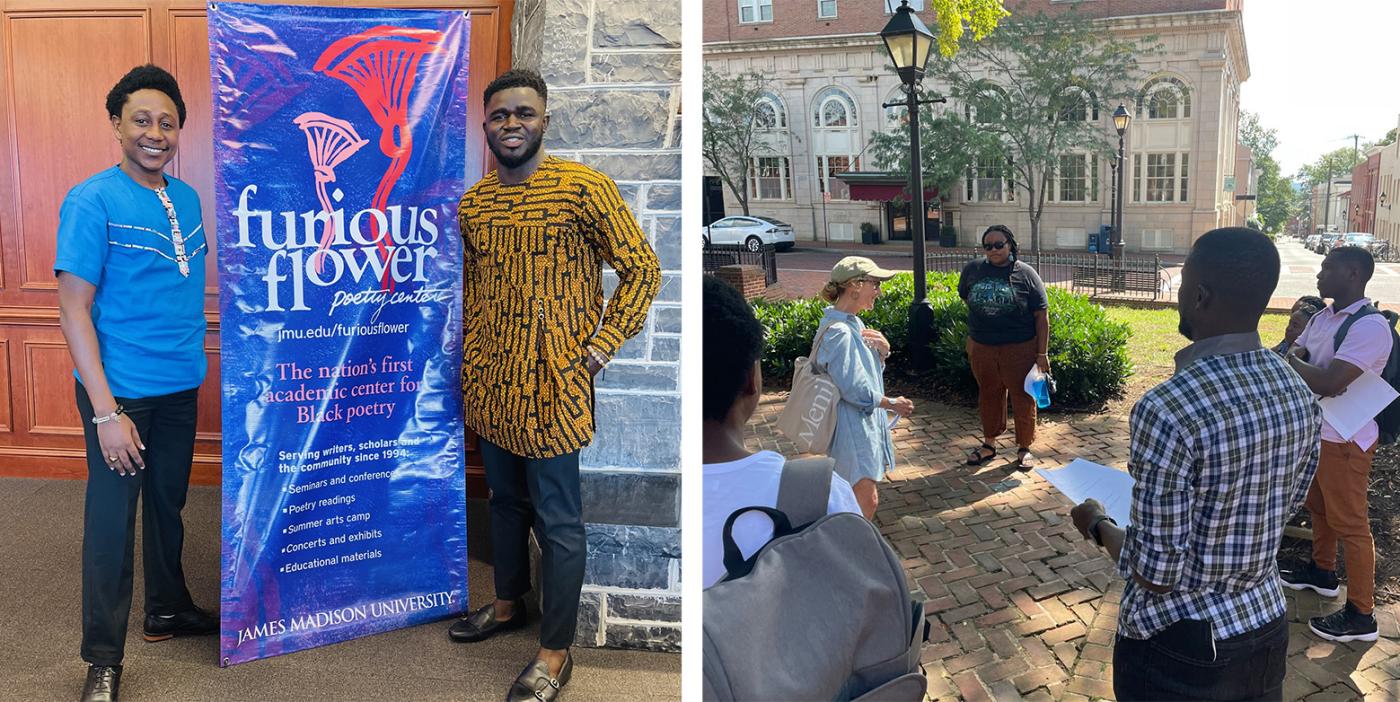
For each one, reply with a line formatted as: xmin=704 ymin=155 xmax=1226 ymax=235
xmin=448 ymin=600 xmax=527 ymax=643
xmin=506 ymin=651 xmax=572 ymax=702
xmin=81 ymin=664 xmax=121 ymax=702
xmin=143 ymin=606 xmax=218 ymax=642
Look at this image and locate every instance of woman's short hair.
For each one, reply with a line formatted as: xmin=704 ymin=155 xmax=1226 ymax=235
xmin=106 ymin=64 xmax=187 ymax=127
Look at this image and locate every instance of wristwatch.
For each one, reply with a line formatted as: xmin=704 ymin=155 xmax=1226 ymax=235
xmin=1088 ymin=514 xmax=1117 ymax=547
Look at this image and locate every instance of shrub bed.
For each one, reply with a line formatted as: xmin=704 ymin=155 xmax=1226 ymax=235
xmin=752 ymin=271 xmax=1133 ymax=409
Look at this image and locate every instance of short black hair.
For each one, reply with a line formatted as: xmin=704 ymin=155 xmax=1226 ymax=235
xmin=483 ymin=68 xmax=548 ymax=109
xmin=1186 ymin=227 xmax=1280 ymax=315
xmin=106 ymin=64 xmax=186 ymax=127
xmin=1328 ymin=246 xmax=1375 ymax=283
xmin=1295 ymin=295 xmax=1326 ymax=316
xmin=704 ymin=276 xmax=765 ymax=422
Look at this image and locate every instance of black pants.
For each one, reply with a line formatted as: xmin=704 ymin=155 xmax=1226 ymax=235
xmin=481 ymin=438 xmax=585 ymax=650
xmin=1114 ymin=615 xmax=1289 ymax=702
xmin=76 ymin=380 xmax=198 ymax=666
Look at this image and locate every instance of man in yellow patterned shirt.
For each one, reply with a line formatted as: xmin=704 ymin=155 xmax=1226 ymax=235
xmin=450 ymin=68 xmax=660 ymax=702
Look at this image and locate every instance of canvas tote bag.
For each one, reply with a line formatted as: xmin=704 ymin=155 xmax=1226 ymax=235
xmin=776 ymin=322 xmax=844 ymax=454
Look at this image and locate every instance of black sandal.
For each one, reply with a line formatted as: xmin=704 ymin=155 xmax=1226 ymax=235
xmin=966 ymin=443 xmax=996 ymax=466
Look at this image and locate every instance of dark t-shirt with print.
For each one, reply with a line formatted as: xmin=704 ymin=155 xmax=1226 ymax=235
xmin=958 ymin=259 xmax=1048 ymax=345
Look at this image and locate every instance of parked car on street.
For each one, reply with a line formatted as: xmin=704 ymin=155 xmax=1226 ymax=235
xmin=1305 ymin=234 xmax=1322 ymax=250
xmin=704 ymin=215 xmax=796 ymax=252
xmin=1341 ymin=233 xmax=1374 ymax=251
xmin=1317 ymin=233 xmax=1344 ymax=254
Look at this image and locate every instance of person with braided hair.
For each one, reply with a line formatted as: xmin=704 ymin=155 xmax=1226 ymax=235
xmin=958 ymin=225 xmax=1050 ymax=470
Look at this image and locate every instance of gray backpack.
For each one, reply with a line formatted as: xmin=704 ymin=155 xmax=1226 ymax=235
xmin=702 ymin=457 xmax=929 ymax=701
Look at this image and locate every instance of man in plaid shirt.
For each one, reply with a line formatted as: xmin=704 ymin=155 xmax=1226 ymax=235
xmin=1071 ymin=228 xmax=1321 ymax=701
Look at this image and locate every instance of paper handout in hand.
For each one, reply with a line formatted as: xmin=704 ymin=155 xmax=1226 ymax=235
xmin=1035 ymin=458 xmax=1135 ymax=527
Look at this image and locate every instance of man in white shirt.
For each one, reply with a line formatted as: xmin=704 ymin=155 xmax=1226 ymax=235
xmin=1283 ymin=245 xmax=1392 ymax=642
xmin=701 ymin=276 xmax=860 ymax=588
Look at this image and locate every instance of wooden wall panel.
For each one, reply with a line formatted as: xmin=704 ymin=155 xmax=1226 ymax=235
xmin=1 ymin=0 xmax=512 ymax=492
xmin=0 ymin=339 xmax=10 ymax=432
xmin=5 ymin=11 xmax=150 ymax=292
xmin=23 ymin=338 xmax=83 ymax=436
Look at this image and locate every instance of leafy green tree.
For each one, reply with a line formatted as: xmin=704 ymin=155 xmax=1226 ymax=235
xmin=930 ymin=9 xmax=1154 ymax=252
xmin=1237 ymin=111 xmax=1293 ymax=233
xmin=925 ymin=0 xmax=1011 ymax=58
xmin=867 ymin=88 xmax=1002 ymax=209
xmin=1238 ymin=110 xmax=1278 ymax=158
xmin=1301 ymin=147 xmax=1365 ymax=185
xmin=701 ymin=68 xmax=772 ymax=216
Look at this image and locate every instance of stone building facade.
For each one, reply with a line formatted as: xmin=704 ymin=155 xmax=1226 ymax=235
xmin=703 ymin=0 xmax=1251 ymax=254
xmin=514 ymin=0 xmax=682 ymax=651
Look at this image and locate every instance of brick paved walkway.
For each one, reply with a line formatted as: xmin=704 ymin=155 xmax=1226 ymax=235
xmin=748 ymin=393 xmax=1400 ymax=701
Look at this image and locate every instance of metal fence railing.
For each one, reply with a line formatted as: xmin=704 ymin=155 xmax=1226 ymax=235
xmin=703 ymin=242 xmax=779 ymax=286
xmin=925 ymin=248 xmax=1169 ymax=301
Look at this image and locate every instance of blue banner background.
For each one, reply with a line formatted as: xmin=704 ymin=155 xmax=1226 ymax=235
xmin=209 ymin=2 xmax=470 ymax=666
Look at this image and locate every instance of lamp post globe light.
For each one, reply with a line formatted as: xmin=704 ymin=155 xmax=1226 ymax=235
xmin=880 ymin=0 xmax=936 ymax=369
xmin=1111 ymin=104 xmax=1131 ymax=261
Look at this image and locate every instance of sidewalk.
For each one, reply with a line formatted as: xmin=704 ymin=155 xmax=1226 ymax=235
xmin=749 ymin=394 xmax=1400 ymax=701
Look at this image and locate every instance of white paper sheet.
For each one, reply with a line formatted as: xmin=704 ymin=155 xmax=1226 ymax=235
xmin=1035 ymin=459 xmax=1135 ymax=526
xmin=1318 ymin=369 xmax=1399 ymax=441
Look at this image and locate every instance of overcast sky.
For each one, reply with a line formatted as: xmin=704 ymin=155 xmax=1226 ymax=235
xmin=1241 ymin=1 xmax=1400 ymax=177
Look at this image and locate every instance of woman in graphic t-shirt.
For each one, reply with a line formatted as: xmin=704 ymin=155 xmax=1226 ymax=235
xmin=958 ymin=225 xmax=1050 ymax=469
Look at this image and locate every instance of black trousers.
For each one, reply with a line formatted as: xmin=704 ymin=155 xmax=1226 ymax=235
xmin=76 ymin=380 xmax=199 ymax=666
xmin=480 ymin=438 xmax=585 ymax=650
xmin=1114 ymin=614 xmax=1289 ymax=702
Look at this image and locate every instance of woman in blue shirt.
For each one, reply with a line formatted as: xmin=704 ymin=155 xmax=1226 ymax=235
xmin=54 ymin=65 xmax=215 ymax=702
xmin=813 ymin=256 xmax=914 ymax=519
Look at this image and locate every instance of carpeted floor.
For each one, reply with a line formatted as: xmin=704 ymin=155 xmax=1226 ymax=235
xmin=0 ymin=477 xmax=680 ymax=702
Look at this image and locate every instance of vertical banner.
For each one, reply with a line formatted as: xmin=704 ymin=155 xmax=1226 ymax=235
xmin=209 ymin=2 xmax=471 ymax=665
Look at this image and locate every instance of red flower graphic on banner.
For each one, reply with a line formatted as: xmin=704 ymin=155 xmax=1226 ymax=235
xmin=293 ymin=112 xmax=369 ymax=273
xmin=314 ymin=26 xmax=444 ymax=290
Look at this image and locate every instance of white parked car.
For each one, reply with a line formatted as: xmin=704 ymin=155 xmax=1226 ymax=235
xmin=704 ymin=216 xmax=796 ymax=252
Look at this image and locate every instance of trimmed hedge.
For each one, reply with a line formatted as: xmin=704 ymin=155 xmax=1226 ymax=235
xmin=752 ymin=271 xmax=1132 ymax=408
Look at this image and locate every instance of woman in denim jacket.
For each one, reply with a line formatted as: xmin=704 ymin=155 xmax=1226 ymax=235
xmin=813 ymin=256 xmax=915 ymax=519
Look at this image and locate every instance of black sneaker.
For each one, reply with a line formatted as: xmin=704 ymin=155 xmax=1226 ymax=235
xmin=143 ymin=606 xmax=218 ymax=642
xmin=1280 ymin=561 xmax=1341 ymax=598
xmin=1309 ymin=602 xmax=1379 ymax=643
xmin=80 ymin=664 xmax=121 ymax=702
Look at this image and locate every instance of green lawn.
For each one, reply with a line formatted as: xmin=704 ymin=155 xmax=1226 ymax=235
xmin=1104 ymin=305 xmax=1290 ymax=398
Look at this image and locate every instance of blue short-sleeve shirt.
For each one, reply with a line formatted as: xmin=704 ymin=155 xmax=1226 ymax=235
xmin=54 ymin=166 xmax=208 ymax=399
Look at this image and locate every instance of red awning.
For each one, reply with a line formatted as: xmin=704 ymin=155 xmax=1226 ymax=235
xmin=848 ymin=183 xmax=939 ymax=202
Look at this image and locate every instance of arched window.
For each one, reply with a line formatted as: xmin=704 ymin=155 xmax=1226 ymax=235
xmin=1137 ymin=77 xmax=1191 ymax=120
xmin=754 ymin=92 xmax=787 ymax=130
xmin=962 ymin=82 xmax=1006 ymax=126
xmin=811 ymin=87 xmax=860 ymax=200
xmin=749 ymin=92 xmax=792 ymax=201
xmin=813 ymin=87 xmax=858 ymax=128
xmin=1055 ymin=87 xmax=1099 ymax=123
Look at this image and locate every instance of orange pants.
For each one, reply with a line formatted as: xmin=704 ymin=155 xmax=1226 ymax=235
xmin=1308 ymin=440 xmax=1376 ymax=614
xmin=967 ymin=337 xmax=1038 ymax=449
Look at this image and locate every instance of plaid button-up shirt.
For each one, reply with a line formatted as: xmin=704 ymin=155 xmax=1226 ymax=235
xmin=1117 ymin=332 xmax=1320 ymax=641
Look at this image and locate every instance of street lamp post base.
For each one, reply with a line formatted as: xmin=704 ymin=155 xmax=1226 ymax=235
xmin=907 ymin=299 xmax=935 ymax=371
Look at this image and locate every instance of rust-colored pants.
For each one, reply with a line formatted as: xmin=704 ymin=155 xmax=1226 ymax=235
xmin=967 ymin=337 xmax=1038 ymax=449
xmin=1308 ymin=440 xmax=1376 ymax=614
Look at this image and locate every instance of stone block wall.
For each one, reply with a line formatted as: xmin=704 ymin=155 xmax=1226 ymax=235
xmin=514 ymin=0 xmax=682 ymax=652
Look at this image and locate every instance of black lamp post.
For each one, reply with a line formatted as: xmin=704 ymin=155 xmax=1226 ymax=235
xmin=1111 ymin=104 xmax=1131 ymax=260
xmin=880 ymin=0 xmax=936 ymax=369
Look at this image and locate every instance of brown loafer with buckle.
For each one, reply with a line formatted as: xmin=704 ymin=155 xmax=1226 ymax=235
xmin=448 ymin=600 xmax=528 ymax=643
xmin=506 ymin=650 xmax=573 ymax=702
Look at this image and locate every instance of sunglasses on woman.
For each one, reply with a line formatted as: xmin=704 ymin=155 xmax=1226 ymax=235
xmin=983 ymin=241 xmax=1008 ymax=251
